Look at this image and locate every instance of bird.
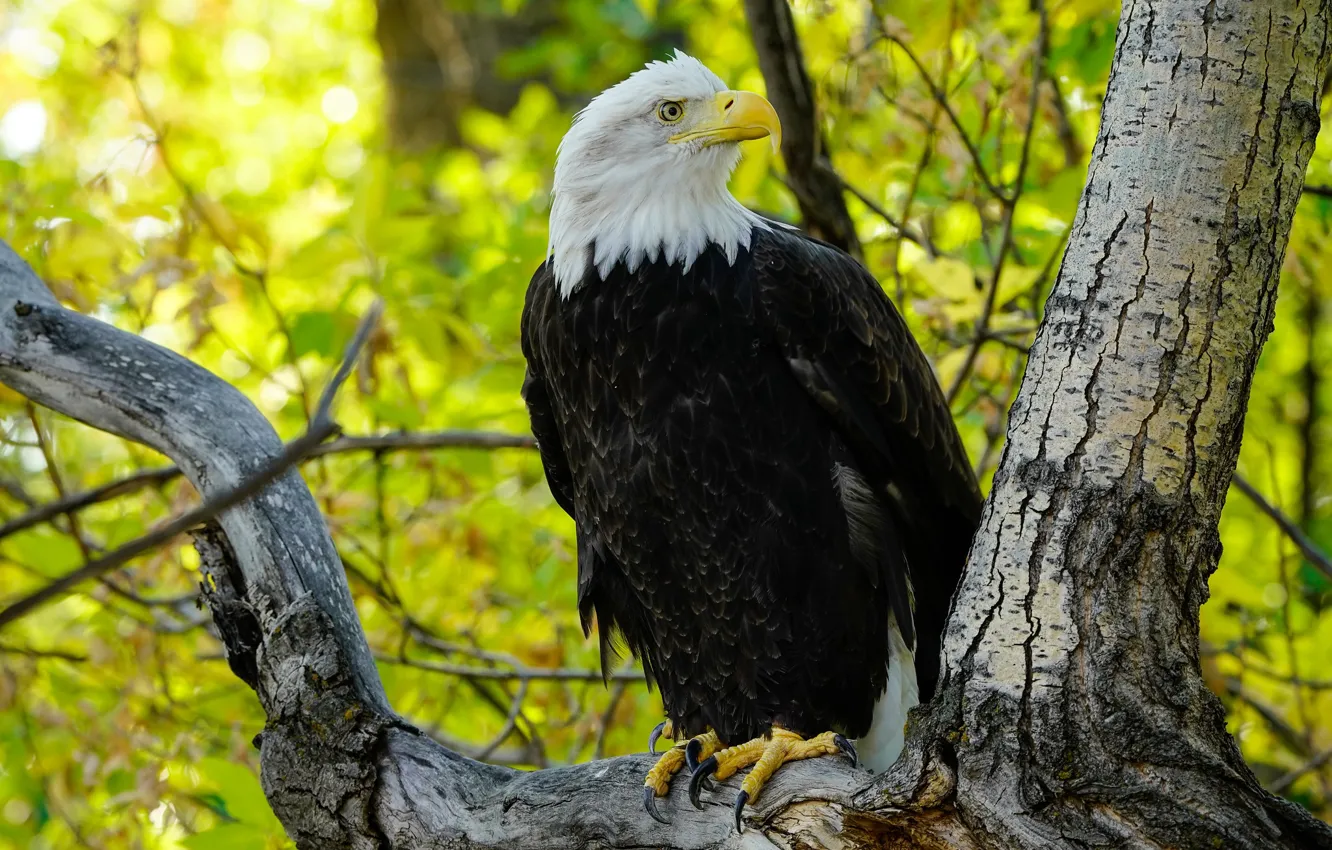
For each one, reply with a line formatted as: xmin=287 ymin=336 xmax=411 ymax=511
xmin=520 ymin=50 xmax=982 ymax=831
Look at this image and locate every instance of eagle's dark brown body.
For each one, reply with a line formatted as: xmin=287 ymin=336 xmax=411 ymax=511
xmin=521 ymin=226 xmax=980 ymax=746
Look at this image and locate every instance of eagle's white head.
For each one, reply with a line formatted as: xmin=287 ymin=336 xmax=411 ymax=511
xmin=548 ymin=50 xmax=781 ymax=296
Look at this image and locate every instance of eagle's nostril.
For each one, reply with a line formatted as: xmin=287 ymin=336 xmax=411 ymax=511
xmin=723 ymin=98 xmax=735 ymax=111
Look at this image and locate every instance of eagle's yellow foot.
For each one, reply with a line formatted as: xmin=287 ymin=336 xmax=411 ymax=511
xmin=688 ymin=728 xmax=856 ymax=832
xmin=642 ymin=728 xmax=722 ymax=824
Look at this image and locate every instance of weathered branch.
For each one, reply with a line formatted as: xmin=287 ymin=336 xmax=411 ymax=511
xmin=0 ymin=301 xmax=382 ymax=628
xmin=0 ymin=240 xmax=389 ymax=713
xmin=743 ymin=0 xmax=862 ymax=258
xmin=0 ymin=430 xmax=535 ymax=543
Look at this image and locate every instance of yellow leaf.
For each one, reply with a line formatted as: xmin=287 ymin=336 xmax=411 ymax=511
xmin=912 ymin=255 xmax=976 ymax=302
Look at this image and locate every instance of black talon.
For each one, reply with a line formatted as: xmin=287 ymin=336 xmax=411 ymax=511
xmin=834 ymin=734 xmax=857 ymax=766
xmin=643 ymin=786 xmax=669 ymax=824
xmin=648 ymin=720 xmax=668 ymax=754
xmin=733 ymin=790 xmax=749 ymax=833
xmin=684 ymin=737 xmax=703 ymax=772
xmin=688 ymin=755 xmax=718 ymax=810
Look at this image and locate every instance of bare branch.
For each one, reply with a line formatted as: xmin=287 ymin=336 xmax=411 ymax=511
xmin=945 ymin=1 xmax=1048 ymax=404
xmin=743 ymin=0 xmax=862 ymax=258
xmin=1273 ymin=748 xmax=1332 ymax=794
xmin=0 ymin=239 xmax=950 ymax=849
xmin=1232 ymin=473 xmax=1332 ymax=581
xmin=0 ymin=300 xmax=383 ymax=629
xmin=879 ymin=26 xmax=1006 ymax=201
xmin=373 ymin=652 xmax=643 ymax=683
xmin=0 ymin=429 xmax=535 ymax=543
xmin=0 ymin=643 xmax=88 ymax=662
xmin=0 ymin=238 xmax=389 ymax=713
xmin=321 ymin=430 xmax=534 ymax=453
xmin=838 ymin=176 xmax=933 ymax=254
xmin=1206 ymin=643 xmax=1332 ymax=690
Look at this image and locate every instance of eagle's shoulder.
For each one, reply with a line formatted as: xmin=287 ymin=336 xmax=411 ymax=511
xmin=746 ymin=223 xmax=982 ymax=517
xmin=520 ymin=260 xmax=560 ymax=362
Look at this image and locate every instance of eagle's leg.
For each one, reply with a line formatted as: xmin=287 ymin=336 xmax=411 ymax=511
xmin=687 ymin=728 xmax=856 ymax=832
xmin=642 ymin=729 xmax=722 ymax=823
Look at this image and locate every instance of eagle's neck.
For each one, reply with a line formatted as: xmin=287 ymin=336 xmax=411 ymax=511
xmin=547 ymin=161 xmax=768 ymax=297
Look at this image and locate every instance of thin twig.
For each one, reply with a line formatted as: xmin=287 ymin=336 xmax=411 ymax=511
xmin=0 ymin=430 xmax=535 ymax=543
xmin=594 ymin=680 xmax=630 ymax=760
xmin=0 ymin=301 xmax=384 ymax=630
xmin=880 ymin=27 xmax=1006 ymax=201
xmin=373 ymin=652 xmax=642 ymax=683
xmin=892 ymin=112 xmax=943 ymax=302
xmin=978 ymin=330 xmax=1033 ymax=355
xmin=1224 ymin=677 xmax=1312 ymax=758
xmin=476 ymin=676 xmax=530 ymax=761
xmin=838 ymin=177 xmax=933 ymax=253
xmin=1043 ymin=69 xmax=1084 ymax=168
xmin=945 ymin=0 xmax=1048 ymax=405
xmin=1272 ymin=748 xmax=1332 ymax=794
xmin=1208 ymin=647 xmax=1332 ymax=690
xmin=0 ymin=643 xmax=89 ymax=662
xmin=127 ymin=64 xmax=315 ymax=420
xmin=1232 ymin=473 xmax=1332 ymax=581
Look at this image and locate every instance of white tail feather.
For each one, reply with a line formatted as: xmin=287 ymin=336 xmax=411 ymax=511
xmin=856 ymin=614 xmax=918 ymax=773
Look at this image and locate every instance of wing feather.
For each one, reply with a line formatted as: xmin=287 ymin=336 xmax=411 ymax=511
xmin=753 ymin=229 xmax=982 ymax=699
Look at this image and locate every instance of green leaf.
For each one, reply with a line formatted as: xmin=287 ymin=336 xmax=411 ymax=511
xmin=368 ymin=397 xmax=424 ymax=429
xmin=105 ymin=768 xmax=134 ymax=796
xmin=196 ymin=757 xmax=278 ymax=827
xmin=181 ymin=822 xmax=273 ymax=850
xmin=289 ymin=311 xmax=339 ymax=359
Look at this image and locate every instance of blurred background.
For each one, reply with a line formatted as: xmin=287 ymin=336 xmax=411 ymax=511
xmin=0 ymin=0 xmax=1329 ymax=846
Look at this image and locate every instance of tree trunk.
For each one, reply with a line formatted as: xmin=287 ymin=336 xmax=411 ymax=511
xmin=928 ymin=0 xmax=1332 ymax=845
xmin=0 ymin=0 xmax=1329 ymax=847
xmin=374 ymin=0 xmax=566 ymax=151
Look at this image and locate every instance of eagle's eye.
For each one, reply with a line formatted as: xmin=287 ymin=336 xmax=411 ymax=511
xmin=657 ymin=101 xmax=684 ymax=123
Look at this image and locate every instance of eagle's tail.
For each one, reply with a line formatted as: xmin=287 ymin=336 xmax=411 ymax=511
xmin=856 ymin=612 xmax=919 ymax=773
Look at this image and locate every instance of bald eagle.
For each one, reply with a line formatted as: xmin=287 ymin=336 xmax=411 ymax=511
xmin=521 ymin=51 xmax=981 ymax=829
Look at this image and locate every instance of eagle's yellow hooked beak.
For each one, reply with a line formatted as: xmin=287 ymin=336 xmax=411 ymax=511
xmin=669 ymin=91 xmax=782 ymax=154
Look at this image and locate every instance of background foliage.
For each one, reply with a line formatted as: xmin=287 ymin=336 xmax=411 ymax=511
xmin=0 ymin=0 xmax=1329 ymax=846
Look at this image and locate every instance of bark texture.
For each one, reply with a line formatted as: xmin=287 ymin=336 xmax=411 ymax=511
xmin=0 ymin=0 xmax=1330 ymax=847
xmin=929 ymin=0 xmax=1332 ymax=845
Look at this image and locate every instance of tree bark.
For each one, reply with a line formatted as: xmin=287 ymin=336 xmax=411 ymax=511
xmin=0 ymin=0 xmax=1330 ymax=847
xmin=928 ymin=0 xmax=1332 ymax=845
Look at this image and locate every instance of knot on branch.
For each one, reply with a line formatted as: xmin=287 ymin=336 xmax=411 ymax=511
xmin=258 ymin=595 xmax=396 ymax=847
xmin=856 ymin=739 xmax=957 ymax=815
xmin=195 ymin=522 xmax=263 ymax=690
xmin=194 ymin=521 xmax=401 ymax=848
xmin=257 ymin=593 xmax=362 ymax=717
